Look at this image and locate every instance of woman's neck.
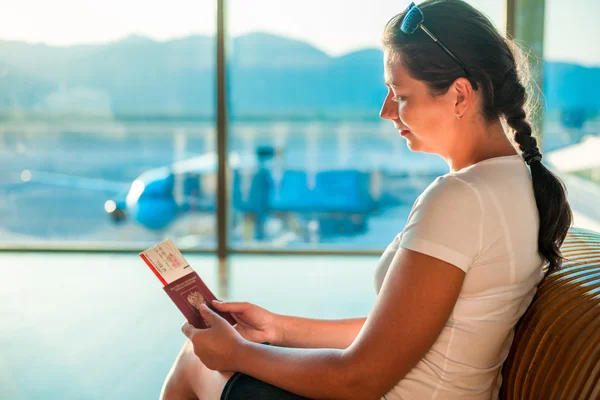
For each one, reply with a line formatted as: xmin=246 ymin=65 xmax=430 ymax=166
xmin=446 ymin=120 xmax=518 ymax=172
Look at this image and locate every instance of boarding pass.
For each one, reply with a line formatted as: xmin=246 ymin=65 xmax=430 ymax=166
xmin=140 ymin=239 xmax=194 ymax=285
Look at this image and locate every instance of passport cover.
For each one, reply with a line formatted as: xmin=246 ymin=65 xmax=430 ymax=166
xmin=162 ymin=271 xmax=237 ymax=329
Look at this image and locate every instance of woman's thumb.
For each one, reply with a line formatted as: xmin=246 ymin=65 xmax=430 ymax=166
xmin=198 ymin=304 xmax=216 ymax=321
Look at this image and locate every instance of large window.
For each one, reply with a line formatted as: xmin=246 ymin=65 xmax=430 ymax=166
xmin=226 ymin=0 xmax=507 ymax=250
xmin=13 ymin=1 xmax=588 ymax=252
xmin=542 ymin=0 xmax=600 ymax=231
xmin=0 ymin=1 xmax=217 ymax=249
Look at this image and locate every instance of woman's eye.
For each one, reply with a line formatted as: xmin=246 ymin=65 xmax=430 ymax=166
xmin=392 ymin=95 xmax=405 ymax=103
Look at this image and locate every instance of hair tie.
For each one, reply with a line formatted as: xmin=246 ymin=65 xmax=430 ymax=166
xmin=522 ymin=147 xmax=542 ymax=165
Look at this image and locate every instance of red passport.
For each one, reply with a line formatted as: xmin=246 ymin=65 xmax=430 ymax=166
xmin=140 ymin=240 xmax=236 ymax=329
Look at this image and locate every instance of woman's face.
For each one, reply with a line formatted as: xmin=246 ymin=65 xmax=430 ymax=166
xmin=380 ymin=49 xmax=458 ymax=155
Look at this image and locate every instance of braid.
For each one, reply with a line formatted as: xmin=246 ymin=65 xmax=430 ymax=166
xmin=495 ymin=65 xmax=572 ymax=272
xmin=497 ymin=70 xmax=541 ymax=164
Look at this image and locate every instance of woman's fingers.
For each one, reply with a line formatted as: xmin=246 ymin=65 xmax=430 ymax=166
xmin=212 ymin=300 xmax=251 ymax=313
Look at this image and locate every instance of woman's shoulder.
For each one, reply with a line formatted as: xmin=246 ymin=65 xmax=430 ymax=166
xmin=410 ymin=174 xmax=484 ymax=223
xmin=421 ymin=174 xmax=479 ymax=203
xmin=424 ymin=155 xmax=525 ymax=199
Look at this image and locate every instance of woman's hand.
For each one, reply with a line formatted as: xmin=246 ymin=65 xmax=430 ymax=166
xmin=181 ymin=304 xmax=246 ymax=372
xmin=212 ymin=300 xmax=283 ymax=345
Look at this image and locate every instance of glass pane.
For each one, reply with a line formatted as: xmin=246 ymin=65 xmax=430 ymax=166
xmin=1 ymin=252 xmax=218 ymax=399
xmin=228 ymin=255 xmax=378 ymax=318
xmin=226 ymin=0 xmax=507 ymax=250
xmin=0 ymin=1 xmax=216 ymax=249
xmin=543 ymin=0 xmax=600 ymax=231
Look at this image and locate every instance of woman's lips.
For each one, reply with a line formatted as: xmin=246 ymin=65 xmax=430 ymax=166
xmin=400 ymin=130 xmax=410 ymax=136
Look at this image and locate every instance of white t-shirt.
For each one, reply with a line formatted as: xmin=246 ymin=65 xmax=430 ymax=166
xmin=374 ymin=155 xmax=545 ymax=400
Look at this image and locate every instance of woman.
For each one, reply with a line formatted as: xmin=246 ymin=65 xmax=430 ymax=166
xmin=161 ymin=1 xmax=573 ymax=399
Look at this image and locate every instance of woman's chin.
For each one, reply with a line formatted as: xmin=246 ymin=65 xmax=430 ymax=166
xmin=404 ymin=138 xmax=420 ymax=152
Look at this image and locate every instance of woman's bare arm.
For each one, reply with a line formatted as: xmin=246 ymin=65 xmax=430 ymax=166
xmin=275 ymin=315 xmax=366 ymax=349
xmin=230 ymin=248 xmax=466 ymax=400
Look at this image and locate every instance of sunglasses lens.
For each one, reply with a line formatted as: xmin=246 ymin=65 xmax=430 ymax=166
xmin=400 ymin=5 xmax=423 ymax=34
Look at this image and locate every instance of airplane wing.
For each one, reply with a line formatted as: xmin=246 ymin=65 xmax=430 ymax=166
xmin=18 ymin=169 xmax=131 ymax=193
xmin=546 ymin=135 xmax=600 ymax=172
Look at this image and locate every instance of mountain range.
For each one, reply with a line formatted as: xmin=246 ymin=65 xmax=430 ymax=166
xmin=0 ymin=32 xmax=598 ymax=119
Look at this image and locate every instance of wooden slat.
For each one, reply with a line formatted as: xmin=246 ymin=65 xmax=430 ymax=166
xmin=501 ymin=228 xmax=600 ymax=399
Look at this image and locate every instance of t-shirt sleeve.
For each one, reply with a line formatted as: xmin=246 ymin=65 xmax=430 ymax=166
xmin=399 ymin=175 xmax=483 ymax=273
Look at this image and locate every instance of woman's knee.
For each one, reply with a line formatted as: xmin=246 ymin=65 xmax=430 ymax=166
xmin=162 ymin=340 xmax=234 ymax=400
xmin=160 ymin=341 xmax=199 ymax=400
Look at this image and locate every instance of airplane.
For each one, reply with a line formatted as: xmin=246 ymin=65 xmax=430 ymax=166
xmin=101 ymin=146 xmax=440 ymax=240
xmin=20 ymin=145 xmax=443 ymax=242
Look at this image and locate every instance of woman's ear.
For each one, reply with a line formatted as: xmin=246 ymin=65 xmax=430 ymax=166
xmin=453 ymin=77 xmax=474 ymax=118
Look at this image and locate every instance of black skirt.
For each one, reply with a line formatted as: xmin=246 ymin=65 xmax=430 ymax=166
xmin=220 ymin=372 xmax=311 ymax=400
xmin=220 ymin=343 xmax=311 ymax=400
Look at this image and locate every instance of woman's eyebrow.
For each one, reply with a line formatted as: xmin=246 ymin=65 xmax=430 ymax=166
xmin=384 ymin=77 xmax=402 ymax=88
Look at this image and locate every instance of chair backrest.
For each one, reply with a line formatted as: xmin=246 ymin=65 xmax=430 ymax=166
xmin=501 ymin=227 xmax=600 ymax=400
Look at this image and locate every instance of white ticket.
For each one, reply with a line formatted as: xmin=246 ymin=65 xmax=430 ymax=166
xmin=140 ymin=239 xmax=194 ymax=284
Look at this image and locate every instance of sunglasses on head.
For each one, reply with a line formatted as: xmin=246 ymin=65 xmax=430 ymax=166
xmin=401 ymin=2 xmax=473 ymax=80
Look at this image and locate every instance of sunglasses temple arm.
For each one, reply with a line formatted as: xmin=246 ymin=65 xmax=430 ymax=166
xmin=419 ymin=25 xmax=471 ymax=77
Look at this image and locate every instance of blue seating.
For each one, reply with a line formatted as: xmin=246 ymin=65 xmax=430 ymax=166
xmin=234 ymin=169 xmax=376 ymax=215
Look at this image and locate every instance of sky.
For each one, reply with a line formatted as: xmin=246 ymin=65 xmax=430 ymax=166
xmin=0 ymin=0 xmax=598 ymax=65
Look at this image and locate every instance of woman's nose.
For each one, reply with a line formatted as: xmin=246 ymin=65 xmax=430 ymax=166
xmin=379 ymin=96 xmax=397 ymax=120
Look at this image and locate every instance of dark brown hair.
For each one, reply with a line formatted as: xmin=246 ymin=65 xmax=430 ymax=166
xmin=383 ymin=0 xmax=572 ymax=272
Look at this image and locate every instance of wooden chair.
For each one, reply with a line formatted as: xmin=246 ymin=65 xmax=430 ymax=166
xmin=501 ymin=227 xmax=600 ymax=399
